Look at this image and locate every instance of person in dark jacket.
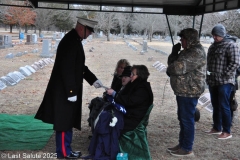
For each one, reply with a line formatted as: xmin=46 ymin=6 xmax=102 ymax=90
xmin=111 ymin=59 xmax=130 ymax=93
xmin=107 ymin=65 xmax=154 ymax=134
xmin=205 ymin=24 xmax=240 ymax=140
xmin=35 ymin=18 xmax=103 ymax=159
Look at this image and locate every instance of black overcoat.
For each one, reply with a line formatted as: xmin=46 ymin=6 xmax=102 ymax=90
xmin=35 ymin=29 xmax=97 ymax=131
xmin=114 ymin=78 xmax=154 ymax=133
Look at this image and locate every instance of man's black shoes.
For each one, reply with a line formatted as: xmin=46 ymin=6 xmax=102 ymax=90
xmin=57 ymin=151 xmax=82 ymax=159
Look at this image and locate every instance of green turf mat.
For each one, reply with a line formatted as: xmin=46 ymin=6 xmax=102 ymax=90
xmin=0 ymin=114 xmax=53 ymax=150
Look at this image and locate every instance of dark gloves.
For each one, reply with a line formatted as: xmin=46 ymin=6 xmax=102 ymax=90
xmin=172 ymin=43 xmax=181 ymax=55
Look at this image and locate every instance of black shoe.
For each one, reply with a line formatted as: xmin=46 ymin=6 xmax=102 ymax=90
xmin=72 ymin=151 xmax=82 ymax=156
xmin=65 ymin=151 xmax=80 ymax=159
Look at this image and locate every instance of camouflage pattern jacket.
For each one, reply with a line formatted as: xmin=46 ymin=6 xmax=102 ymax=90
xmin=167 ymin=39 xmax=206 ymax=97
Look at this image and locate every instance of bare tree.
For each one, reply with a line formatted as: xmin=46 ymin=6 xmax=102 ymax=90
xmin=115 ymin=13 xmax=132 ymax=37
xmin=131 ymin=13 xmax=167 ymax=42
xmin=94 ymin=11 xmax=118 ymax=41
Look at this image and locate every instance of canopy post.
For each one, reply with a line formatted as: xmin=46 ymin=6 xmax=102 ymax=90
xmin=165 ymin=14 xmax=174 ymax=45
xmin=199 ymin=14 xmax=204 ymax=38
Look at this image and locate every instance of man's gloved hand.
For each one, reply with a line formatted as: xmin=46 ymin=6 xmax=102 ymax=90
xmin=172 ymin=43 xmax=181 ymax=54
xmin=68 ymin=95 xmax=77 ymax=102
xmin=93 ymin=80 xmax=103 ymax=88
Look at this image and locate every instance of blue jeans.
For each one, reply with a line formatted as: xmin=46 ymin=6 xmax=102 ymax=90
xmin=209 ymin=84 xmax=233 ymax=133
xmin=176 ymin=96 xmax=198 ymax=152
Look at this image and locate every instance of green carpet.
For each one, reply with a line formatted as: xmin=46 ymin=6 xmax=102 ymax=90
xmin=0 ymin=114 xmax=53 ymax=150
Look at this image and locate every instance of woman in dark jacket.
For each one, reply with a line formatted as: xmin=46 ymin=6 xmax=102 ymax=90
xmin=111 ymin=59 xmax=130 ymax=93
xmin=107 ymin=65 xmax=154 ymax=133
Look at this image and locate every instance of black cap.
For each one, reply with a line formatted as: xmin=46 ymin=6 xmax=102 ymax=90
xmin=120 ymin=66 xmax=132 ymax=77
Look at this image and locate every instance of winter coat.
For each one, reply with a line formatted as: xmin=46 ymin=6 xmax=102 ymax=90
xmin=35 ymin=29 xmax=97 ymax=131
xmin=167 ymin=34 xmax=206 ymax=97
xmin=114 ymin=78 xmax=154 ymax=133
xmin=110 ymin=74 xmax=122 ymax=93
xmin=206 ymin=35 xmax=240 ymax=87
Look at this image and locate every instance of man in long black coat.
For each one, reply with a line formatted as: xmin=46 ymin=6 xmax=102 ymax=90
xmin=35 ymin=18 xmax=103 ymax=159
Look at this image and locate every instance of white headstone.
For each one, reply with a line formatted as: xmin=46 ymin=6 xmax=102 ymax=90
xmin=7 ymin=72 xmax=21 ymax=83
xmin=39 ymin=59 xmax=47 ymax=66
xmin=32 ymin=34 xmax=37 ymax=43
xmin=0 ymin=80 xmax=7 ymax=90
xmin=34 ymin=62 xmax=43 ymax=69
xmin=4 ymin=35 xmax=8 ymax=45
xmin=52 ymin=33 xmax=57 ymax=40
xmin=31 ymin=64 xmax=40 ymax=71
xmin=59 ymin=33 xmax=64 ymax=39
xmin=5 ymin=53 xmax=14 ymax=59
xmin=153 ymin=61 xmax=160 ymax=67
xmin=40 ymin=39 xmax=53 ymax=58
xmin=13 ymin=71 xmax=26 ymax=79
xmin=25 ymin=65 xmax=36 ymax=73
xmin=0 ymin=76 xmax=17 ymax=86
xmin=142 ymin=40 xmax=148 ymax=52
xmin=15 ymin=52 xmax=23 ymax=57
xmin=198 ymin=93 xmax=211 ymax=105
xmin=55 ymin=39 xmax=61 ymax=50
xmin=42 ymin=59 xmax=50 ymax=65
xmin=19 ymin=67 xmax=32 ymax=76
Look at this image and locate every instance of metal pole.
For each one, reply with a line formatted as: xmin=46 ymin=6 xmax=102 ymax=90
xmin=199 ymin=14 xmax=204 ymax=38
xmin=192 ymin=16 xmax=195 ymax=29
xmin=165 ymin=14 xmax=174 ymax=45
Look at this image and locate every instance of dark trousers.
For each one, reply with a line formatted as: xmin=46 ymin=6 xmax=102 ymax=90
xmin=56 ymin=129 xmax=73 ymax=158
xmin=209 ymin=84 xmax=233 ymax=134
xmin=176 ymin=96 xmax=198 ymax=152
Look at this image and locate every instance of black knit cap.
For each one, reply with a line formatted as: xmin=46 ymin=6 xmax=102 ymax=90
xmin=120 ymin=66 xmax=132 ymax=77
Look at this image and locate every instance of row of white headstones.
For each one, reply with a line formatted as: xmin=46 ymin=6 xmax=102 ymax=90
xmin=152 ymin=61 xmax=167 ymax=72
xmin=0 ymin=58 xmax=54 ymax=91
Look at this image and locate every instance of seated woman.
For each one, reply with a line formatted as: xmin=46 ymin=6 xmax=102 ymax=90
xmin=111 ymin=59 xmax=130 ymax=93
xmin=85 ymin=66 xmax=132 ymax=160
xmin=87 ymin=59 xmax=130 ymax=130
xmin=107 ymin=65 xmax=154 ymax=134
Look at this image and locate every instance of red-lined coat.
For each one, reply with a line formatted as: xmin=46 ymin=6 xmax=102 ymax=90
xmin=35 ymin=29 xmax=97 ymax=131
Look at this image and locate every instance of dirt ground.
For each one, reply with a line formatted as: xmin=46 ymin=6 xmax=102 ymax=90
xmin=0 ymin=30 xmax=240 ymax=160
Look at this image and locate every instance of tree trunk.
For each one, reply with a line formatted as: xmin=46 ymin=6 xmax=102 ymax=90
xmin=107 ymin=30 xmax=110 ymax=41
xmin=143 ymin=29 xmax=147 ymax=39
xmin=25 ymin=25 xmax=28 ymax=33
xmin=120 ymin=28 xmax=124 ymax=38
xmin=149 ymin=26 xmax=153 ymax=42
xmin=9 ymin=25 xmax=13 ymax=33
xmin=39 ymin=29 xmax=42 ymax=37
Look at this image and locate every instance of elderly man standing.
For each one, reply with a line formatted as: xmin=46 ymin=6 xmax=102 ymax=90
xmin=35 ymin=18 xmax=103 ymax=159
xmin=166 ymin=28 xmax=206 ymax=157
xmin=205 ymin=24 xmax=240 ymax=139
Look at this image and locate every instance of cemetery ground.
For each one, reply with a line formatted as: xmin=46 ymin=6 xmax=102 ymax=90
xmin=0 ymin=30 xmax=240 ymax=160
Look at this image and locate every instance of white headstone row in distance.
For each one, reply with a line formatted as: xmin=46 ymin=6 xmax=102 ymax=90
xmin=0 ymin=58 xmax=54 ymax=91
xmin=133 ymin=39 xmax=168 ymax=55
xmin=152 ymin=61 xmax=167 ymax=72
xmin=124 ymin=40 xmax=137 ymax=51
xmin=5 ymin=49 xmax=39 ymax=59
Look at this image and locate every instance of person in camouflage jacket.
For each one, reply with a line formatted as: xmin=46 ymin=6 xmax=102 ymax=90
xmin=166 ymin=28 xmax=206 ymax=157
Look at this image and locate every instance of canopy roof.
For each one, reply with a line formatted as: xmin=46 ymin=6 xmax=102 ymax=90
xmin=2 ymin=0 xmax=240 ymax=15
